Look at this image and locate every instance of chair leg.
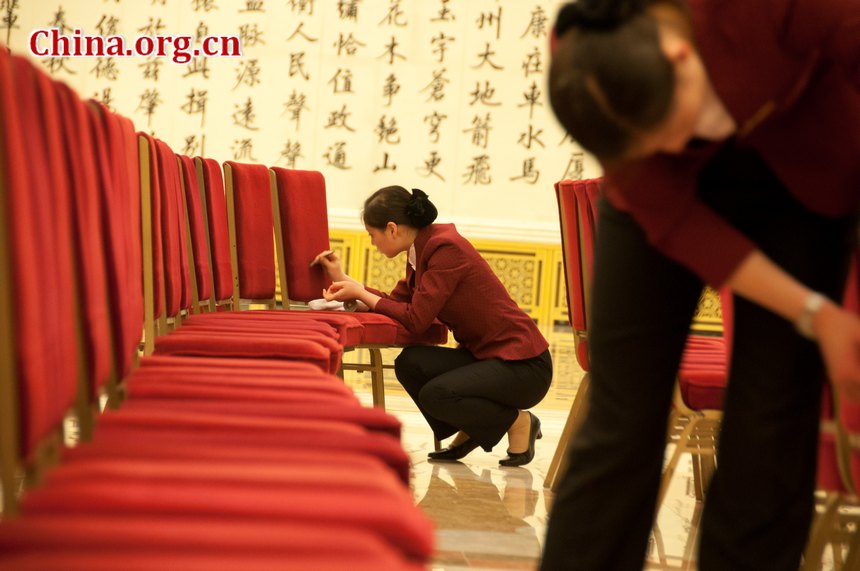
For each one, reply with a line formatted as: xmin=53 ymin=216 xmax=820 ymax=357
xmin=368 ymin=347 xmax=386 ymax=410
xmin=802 ymin=492 xmax=842 ymax=571
xmin=433 ymin=438 xmax=442 ymax=451
xmin=546 ymin=373 xmax=591 ymax=491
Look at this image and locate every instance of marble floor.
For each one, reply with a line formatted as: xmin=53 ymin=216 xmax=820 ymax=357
xmin=343 ymin=325 xmax=848 ymax=571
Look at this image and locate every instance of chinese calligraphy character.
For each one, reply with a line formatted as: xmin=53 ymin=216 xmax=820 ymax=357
xmin=463 ymin=155 xmax=492 ymax=185
xmin=373 ymin=152 xmax=397 ymax=173
xmin=137 ymin=89 xmax=162 ymax=127
xmin=328 ymin=68 xmax=353 ymax=94
xmin=182 ymin=134 xmax=205 ymax=156
xmin=95 ymin=14 xmax=119 ymax=36
xmin=287 ymin=0 xmax=314 ymax=16
xmin=287 ymin=22 xmax=317 ymax=43
xmin=463 ymin=114 xmax=492 ymax=149
xmin=561 ymin=152 xmax=585 ymax=180
xmin=322 ymin=142 xmax=352 ymax=170
xmin=232 ymin=97 xmax=259 ymax=130
xmin=192 ymin=0 xmax=218 ymax=12
xmin=137 ymin=17 xmax=166 ymax=36
xmin=283 ymin=90 xmax=309 ymax=129
xmin=93 ymin=86 xmax=115 ymax=112
xmin=289 ymin=52 xmax=310 ymax=80
xmin=421 ymin=68 xmax=449 ymax=102
xmin=91 ymin=57 xmax=119 ymax=81
xmin=379 ymin=0 xmax=406 ymax=27
xmin=195 ymin=20 xmax=209 ymax=42
xmin=234 ymin=59 xmax=262 ymax=88
xmin=337 ymin=0 xmax=361 ymax=21
xmin=48 ymin=6 xmax=74 ymax=35
xmin=476 ymin=7 xmax=502 ymax=40
xmin=417 ymin=151 xmax=445 ymax=181
xmin=424 ymin=111 xmax=447 ymax=143
xmin=469 ymin=80 xmax=501 ymax=107
xmin=1 ymin=1 xmax=19 ymax=46
xmin=522 ymin=46 xmax=543 ymax=78
xmin=183 ymin=57 xmax=211 ymax=79
xmin=520 ymin=6 xmax=548 ymax=39
xmin=334 ymin=32 xmax=366 ymax=56
xmin=279 ymin=140 xmax=303 ymax=168
xmin=430 ymin=32 xmax=455 ymax=64
xmin=181 ymin=88 xmax=208 ymax=127
xmin=232 ymin=138 xmax=258 ymax=161
xmin=473 ymin=42 xmax=503 ymax=70
xmin=517 ymin=125 xmax=545 ymax=150
xmin=324 ymin=105 xmax=356 ymax=132
xmin=378 ymin=36 xmax=406 ymax=65
xmin=139 ymin=57 xmax=163 ymax=81
xmin=510 ymin=158 xmax=540 ymax=184
xmin=239 ymin=0 xmax=265 ymax=12
xmin=375 ymin=115 xmax=401 ymax=144
xmin=519 ymin=81 xmax=542 ymax=119
xmin=431 ymin=0 xmax=454 ymax=23
xmin=382 ymin=74 xmax=400 ymax=106
xmin=239 ymin=23 xmax=265 ymax=47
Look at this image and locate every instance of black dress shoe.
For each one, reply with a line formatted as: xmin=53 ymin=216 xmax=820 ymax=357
xmin=428 ymin=438 xmax=480 ymax=461
xmin=499 ymin=412 xmax=542 ymax=467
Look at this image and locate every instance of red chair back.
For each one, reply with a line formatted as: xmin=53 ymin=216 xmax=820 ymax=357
xmin=178 ymin=155 xmax=213 ymax=304
xmin=224 ymin=161 xmax=276 ymax=300
xmin=197 ymin=157 xmax=233 ymax=303
xmin=270 ymin=167 xmax=332 ymax=302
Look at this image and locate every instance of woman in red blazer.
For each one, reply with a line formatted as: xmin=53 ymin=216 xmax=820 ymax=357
xmin=316 ymin=186 xmax=552 ymax=467
xmin=543 ymin=1 xmax=860 ymax=569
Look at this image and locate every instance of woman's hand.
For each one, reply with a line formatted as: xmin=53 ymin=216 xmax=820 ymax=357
xmin=323 ymin=281 xmax=365 ymax=303
xmin=815 ymin=302 xmax=860 ymax=402
xmin=311 ymin=249 xmax=346 ymax=282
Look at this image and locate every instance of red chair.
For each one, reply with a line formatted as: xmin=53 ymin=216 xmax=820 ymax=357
xmin=548 ymin=178 xmax=730 ymax=504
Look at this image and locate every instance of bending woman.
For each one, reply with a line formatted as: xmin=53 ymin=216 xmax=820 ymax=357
xmin=543 ymin=1 xmax=860 ymax=570
xmin=315 ymin=186 xmax=552 ymax=467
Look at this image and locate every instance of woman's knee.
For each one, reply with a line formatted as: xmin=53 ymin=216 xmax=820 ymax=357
xmin=394 ymin=346 xmax=425 ymax=381
xmin=418 ymin=382 xmax=456 ymax=416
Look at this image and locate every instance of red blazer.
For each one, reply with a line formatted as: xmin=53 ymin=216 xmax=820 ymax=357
xmin=604 ymin=0 xmax=860 ymax=286
xmin=367 ymin=224 xmax=548 ymax=361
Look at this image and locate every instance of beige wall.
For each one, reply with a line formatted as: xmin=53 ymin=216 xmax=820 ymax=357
xmin=6 ymin=0 xmax=602 ymax=243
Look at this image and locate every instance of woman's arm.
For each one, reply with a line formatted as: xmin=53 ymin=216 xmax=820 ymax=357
xmin=727 ymin=250 xmax=860 ymax=400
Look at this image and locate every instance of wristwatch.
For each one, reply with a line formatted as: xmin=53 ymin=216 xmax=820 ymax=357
xmin=795 ymin=292 xmax=826 ymax=340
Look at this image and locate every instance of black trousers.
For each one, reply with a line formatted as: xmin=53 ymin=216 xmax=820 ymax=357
xmin=541 ymin=146 xmax=855 ymax=571
xmin=394 ymin=346 xmax=552 ymax=450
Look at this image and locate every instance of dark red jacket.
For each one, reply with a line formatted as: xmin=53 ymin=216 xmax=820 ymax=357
xmin=604 ymin=0 xmax=860 ymax=286
xmin=367 ymin=224 xmax=548 ymax=361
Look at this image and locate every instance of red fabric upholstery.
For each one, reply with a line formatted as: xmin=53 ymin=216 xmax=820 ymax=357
xmin=0 ymin=552 xmax=423 ymax=571
xmin=178 ymin=155 xmax=213 ymax=302
xmin=139 ymin=354 xmax=323 ymax=375
xmin=93 ymin=106 xmax=143 ymax=378
xmin=88 ymin=409 xmax=411 ymax=483
xmin=225 ymin=161 xmax=276 ymax=299
xmin=198 ymin=157 xmax=234 ymax=302
xmin=0 ymin=515 xmax=422 ymax=571
xmin=187 ymin=310 xmax=366 ymax=347
xmin=154 ymin=139 xmax=191 ymax=315
xmin=555 ymin=180 xmax=589 ymax=370
xmin=153 ymin=331 xmax=335 ymax=373
xmin=122 ymin=398 xmax=401 ymax=437
xmin=270 ymin=167 xmax=331 ymax=302
xmin=51 ymin=81 xmax=112 ymax=394
xmin=139 ymin=133 xmax=166 ymax=319
xmin=2 ymin=55 xmax=79 ymax=456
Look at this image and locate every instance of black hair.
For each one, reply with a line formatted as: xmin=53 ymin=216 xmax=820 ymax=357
xmin=549 ymin=0 xmax=677 ymax=159
xmin=362 ymin=186 xmax=438 ymax=230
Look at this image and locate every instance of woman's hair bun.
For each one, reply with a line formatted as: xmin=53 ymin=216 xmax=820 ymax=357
xmin=555 ymin=0 xmax=646 ymax=34
xmin=404 ymin=188 xmax=438 ymax=228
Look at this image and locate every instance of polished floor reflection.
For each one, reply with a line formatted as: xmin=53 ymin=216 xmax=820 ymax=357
xmin=345 ymin=325 xmax=847 ymax=571
xmin=344 ymin=325 xmax=706 ymax=570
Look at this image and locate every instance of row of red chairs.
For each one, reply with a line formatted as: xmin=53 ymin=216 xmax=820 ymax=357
xmin=552 ymin=179 xmax=860 ymax=567
xmin=0 ymin=49 xmax=436 ymax=568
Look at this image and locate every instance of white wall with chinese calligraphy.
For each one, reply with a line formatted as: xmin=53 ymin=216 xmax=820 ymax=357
xmin=5 ymin=0 xmax=601 ymax=243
